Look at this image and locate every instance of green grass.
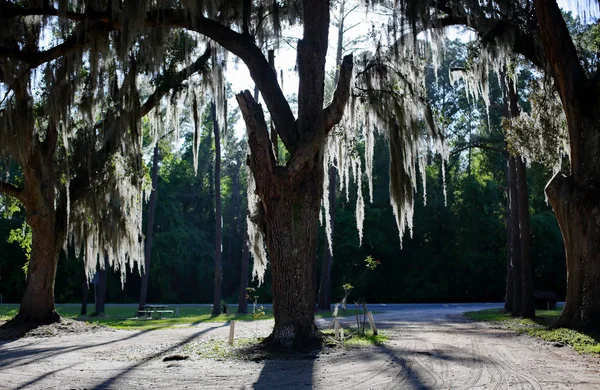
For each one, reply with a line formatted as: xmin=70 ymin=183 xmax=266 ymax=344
xmin=0 ymin=303 xmax=340 ymax=330
xmin=464 ymin=308 xmax=600 ymax=354
xmin=322 ymin=328 xmax=388 ymax=346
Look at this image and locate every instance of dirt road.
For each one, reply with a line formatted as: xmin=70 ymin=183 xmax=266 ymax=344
xmin=1 ymin=304 xmax=599 ymax=389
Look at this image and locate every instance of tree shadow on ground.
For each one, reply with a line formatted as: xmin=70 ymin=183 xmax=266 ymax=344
xmin=92 ymin=323 xmax=227 ymax=389
xmin=251 ymin=343 xmax=322 ymax=389
xmin=0 ymin=327 xmax=157 ymax=370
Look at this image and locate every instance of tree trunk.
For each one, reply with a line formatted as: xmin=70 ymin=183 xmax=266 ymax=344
xmin=533 ymin=0 xmax=600 ymax=331
xmin=516 ymin=157 xmax=535 ymax=318
xmin=12 ymin=216 xmax=61 ymax=324
xmin=547 ymin=172 xmax=600 ymax=330
xmin=211 ymin=101 xmax=223 ymax=316
xmin=507 ymin=156 xmax=522 ymax=317
xmin=138 ymin=143 xmax=159 ymax=312
xmin=263 ymin=166 xmax=323 ymax=348
xmin=238 ymin=221 xmax=250 ymax=314
xmin=504 ymin=153 xmax=514 ymax=313
xmin=95 ymin=253 xmax=109 ymax=316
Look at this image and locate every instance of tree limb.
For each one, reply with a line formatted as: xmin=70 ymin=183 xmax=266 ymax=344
xmin=0 ymin=180 xmax=24 ymax=203
xmin=236 ymin=90 xmax=276 ymax=182
xmin=146 ymin=9 xmax=298 ymax=152
xmin=1 ymin=4 xmax=299 ymax=152
xmin=141 ymin=47 xmax=211 ymax=117
xmin=0 ymin=21 xmax=109 ymax=69
xmin=324 ymin=54 xmax=354 ymax=132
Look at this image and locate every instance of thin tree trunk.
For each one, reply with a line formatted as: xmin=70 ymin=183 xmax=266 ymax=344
xmin=138 ymin=143 xmax=159 ymax=312
xmin=508 ymin=156 xmax=522 ymax=317
xmin=95 ymin=253 xmax=109 ymax=316
xmin=226 ymin=164 xmax=240 ymax=270
xmin=516 ymin=157 xmax=535 ymax=318
xmin=238 ymin=220 xmax=250 ymax=314
xmin=211 ymin=101 xmax=223 ymax=316
xmin=504 ymin=153 xmax=514 ymax=313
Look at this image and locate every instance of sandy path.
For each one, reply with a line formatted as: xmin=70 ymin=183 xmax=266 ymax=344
xmin=1 ymin=305 xmax=599 ymax=389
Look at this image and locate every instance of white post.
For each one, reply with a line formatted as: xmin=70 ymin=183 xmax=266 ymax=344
xmin=334 ymin=318 xmax=341 ymax=340
xmin=229 ymin=320 xmax=236 ymax=345
xmin=367 ymin=311 xmax=378 ymax=336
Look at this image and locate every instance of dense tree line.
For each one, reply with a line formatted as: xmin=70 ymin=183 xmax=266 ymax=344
xmin=0 ymin=39 xmax=566 ymax=307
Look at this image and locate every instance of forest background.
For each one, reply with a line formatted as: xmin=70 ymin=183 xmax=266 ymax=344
xmin=0 ymin=33 xmax=569 ymax=307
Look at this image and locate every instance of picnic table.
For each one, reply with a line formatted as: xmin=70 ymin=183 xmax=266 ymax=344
xmin=139 ymin=304 xmax=175 ymax=319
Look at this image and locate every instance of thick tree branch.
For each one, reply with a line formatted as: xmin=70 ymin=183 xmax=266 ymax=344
xmin=324 ymin=54 xmax=354 ymax=132
xmin=533 ymin=0 xmax=587 ymax=174
xmin=146 ymin=9 xmax=298 ymax=152
xmin=0 ymin=180 xmax=24 ymax=203
xmin=1 ymin=4 xmax=298 ymax=152
xmin=0 ymin=21 xmax=109 ymax=69
xmin=236 ymin=90 xmax=276 ymax=177
xmin=296 ymin=0 xmax=330 ymax=144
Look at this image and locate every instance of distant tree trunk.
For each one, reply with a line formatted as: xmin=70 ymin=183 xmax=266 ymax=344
xmin=226 ymin=163 xmax=240 ymax=269
xmin=81 ymin=277 xmax=89 ymax=316
xmin=504 ymin=153 xmax=514 ymax=313
xmin=95 ymin=253 xmax=109 ymax=316
xmin=211 ymin=101 xmax=223 ymax=316
xmin=507 ymin=79 xmax=534 ymax=319
xmin=507 ymin=156 xmax=522 ymax=317
xmin=138 ymin=143 xmax=159 ymax=312
xmin=238 ymin=220 xmax=250 ymax=314
xmin=516 ymin=157 xmax=535 ymax=318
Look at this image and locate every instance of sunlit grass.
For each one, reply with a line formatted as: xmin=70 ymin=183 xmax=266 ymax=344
xmin=322 ymin=328 xmax=388 ymax=346
xmin=0 ymin=303 xmax=340 ymax=330
xmin=464 ymin=307 xmax=600 ymax=354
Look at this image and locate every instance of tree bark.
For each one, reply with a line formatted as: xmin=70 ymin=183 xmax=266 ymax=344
xmin=237 ymin=89 xmax=325 ymax=349
xmin=13 ymin=216 xmax=61 ymax=324
xmin=263 ymin=165 xmax=323 ymax=348
xmin=507 ymin=156 xmax=522 ymax=317
xmin=504 ymin=153 xmax=514 ymax=313
xmin=211 ymin=101 xmax=223 ymax=316
xmin=237 ymin=220 xmax=250 ymax=314
xmin=547 ymin=172 xmax=600 ymax=330
xmin=532 ymin=0 xmax=600 ymax=331
xmin=95 ymin=253 xmax=109 ymax=316
xmin=516 ymin=156 xmax=535 ymax=319
xmin=138 ymin=143 xmax=159 ymax=312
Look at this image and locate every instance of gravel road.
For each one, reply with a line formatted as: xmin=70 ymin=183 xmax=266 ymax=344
xmin=1 ymin=303 xmax=599 ymax=389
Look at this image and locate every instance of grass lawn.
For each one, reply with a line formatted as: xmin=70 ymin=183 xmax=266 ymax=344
xmin=465 ymin=307 xmax=600 ymax=354
xmin=0 ymin=304 xmax=340 ymax=330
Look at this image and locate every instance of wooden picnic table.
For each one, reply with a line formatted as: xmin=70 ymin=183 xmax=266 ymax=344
xmin=139 ymin=304 xmax=175 ymax=319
